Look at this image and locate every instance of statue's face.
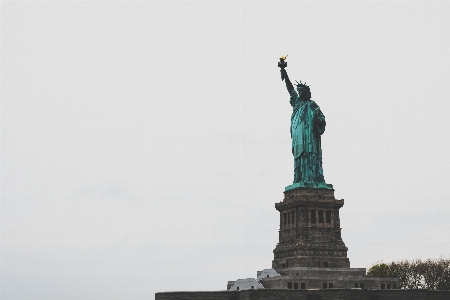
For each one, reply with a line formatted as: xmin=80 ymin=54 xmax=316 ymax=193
xmin=297 ymin=87 xmax=310 ymax=100
xmin=298 ymin=88 xmax=304 ymax=99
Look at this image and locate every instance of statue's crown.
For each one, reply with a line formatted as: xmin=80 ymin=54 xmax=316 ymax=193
xmin=295 ymin=80 xmax=310 ymax=90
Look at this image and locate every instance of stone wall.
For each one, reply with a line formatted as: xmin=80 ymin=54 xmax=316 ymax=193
xmin=260 ymin=276 xmax=399 ymax=290
xmin=156 ymin=289 xmax=450 ymax=300
xmin=258 ymin=267 xmax=399 ymax=290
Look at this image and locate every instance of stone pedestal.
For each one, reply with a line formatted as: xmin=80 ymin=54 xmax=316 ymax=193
xmin=272 ymin=187 xmax=350 ymax=271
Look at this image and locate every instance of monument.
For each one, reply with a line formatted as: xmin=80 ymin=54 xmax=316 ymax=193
xmin=270 ymin=55 xmax=350 ymax=273
xmin=154 ymin=57 xmax=450 ymax=300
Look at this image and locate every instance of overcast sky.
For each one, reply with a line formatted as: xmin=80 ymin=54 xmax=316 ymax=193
xmin=1 ymin=1 xmax=450 ymax=299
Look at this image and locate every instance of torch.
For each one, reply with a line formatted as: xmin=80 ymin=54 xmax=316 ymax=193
xmin=278 ymin=55 xmax=288 ymax=69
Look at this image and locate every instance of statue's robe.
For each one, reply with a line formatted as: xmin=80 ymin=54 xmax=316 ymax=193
xmin=289 ymin=90 xmax=326 ymax=183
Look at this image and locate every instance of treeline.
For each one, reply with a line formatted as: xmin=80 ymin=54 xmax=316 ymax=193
xmin=367 ymin=258 xmax=450 ymax=290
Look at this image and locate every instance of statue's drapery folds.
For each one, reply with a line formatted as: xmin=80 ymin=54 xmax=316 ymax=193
xmin=289 ymin=89 xmax=325 ymax=183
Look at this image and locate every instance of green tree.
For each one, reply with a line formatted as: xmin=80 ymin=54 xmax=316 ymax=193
xmin=367 ymin=263 xmax=390 ymax=277
xmin=389 ymin=260 xmax=410 ymax=289
xmin=367 ymin=258 xmax=450 ymax=290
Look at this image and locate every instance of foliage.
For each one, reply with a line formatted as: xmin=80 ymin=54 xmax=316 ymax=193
xmin=367 ymin=257 xmax=450 ymax=290
xmin=367 ymin=263 xmax=390 ymax=277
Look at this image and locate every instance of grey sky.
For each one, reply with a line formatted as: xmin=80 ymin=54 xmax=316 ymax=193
xmin=1 ymin=1 xmax=450 ymax=299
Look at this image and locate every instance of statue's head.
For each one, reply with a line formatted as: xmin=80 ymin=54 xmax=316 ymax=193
xmin=295 ymin=81 xmax=311 ymax=100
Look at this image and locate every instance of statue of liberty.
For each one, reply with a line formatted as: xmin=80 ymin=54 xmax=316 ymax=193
xmin=278 ymin=56 xmax=330 ymax=189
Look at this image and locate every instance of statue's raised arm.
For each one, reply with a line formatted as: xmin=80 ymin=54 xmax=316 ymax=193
xmin=281 ymin=68 xmax=296 ymax=94
xmin=278 ymin=56 xmax=295 ymax=94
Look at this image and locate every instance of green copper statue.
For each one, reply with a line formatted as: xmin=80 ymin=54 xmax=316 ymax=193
xmin=278 ymin=56 xmax=331 ymax=190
